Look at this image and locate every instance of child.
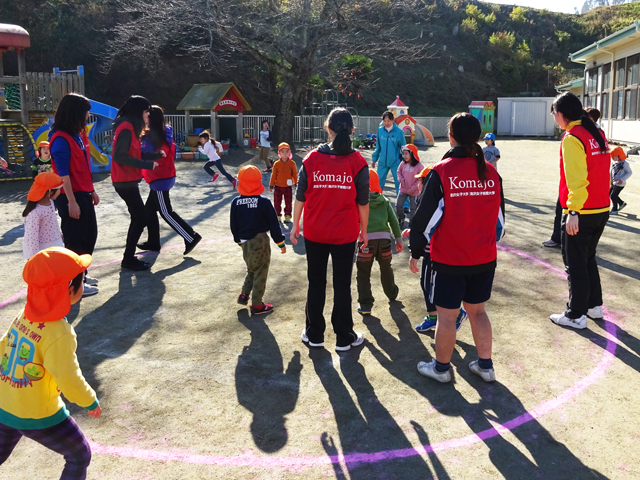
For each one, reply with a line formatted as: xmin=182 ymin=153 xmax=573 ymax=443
xmin=32 ymin=141 xmax=53 ymax=178
xmin=610 ymin=146 xmax=632 ymax=215
xmin=482 ymin=133 xmax=500 ymax=169
xmin=199 ymin=132 xmax=236 ymax=188
xmin=396 ymin=144 xmax=423 ymax=227
xmin=230 ymin=165 xmax=286 ymax=315
xmin=0 ymin=247 xmax=102 ymax=478
xmin=258 ymin=120 xmax=273 ymax=172
xmin=22 ymin=172 xmax=65 ymax=260
xmin=269 ymin=142 xmax=298 ymax=222
xmin=356 ymin=169 xmax=403 ymax=315
xmin=409 ymin=166 xmax=467 ymax=333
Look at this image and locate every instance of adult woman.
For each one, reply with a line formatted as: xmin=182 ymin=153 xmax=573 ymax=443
xmin=139 ymin=105 xmax=201 ymax=255
xmin=410 ymin=113 xmax=505 ymax=383
xmin=549 ymin=92 xmax=610 ymax=329
xmin=290 ymin=108 xmax=369 ymax=352
xmin=50 ymin=93 xmax=100 ymax=296
xmin=111 ymin=96 xmax=163 ymax=271
xmin=371 ymin=110 xmax=406 ymax=194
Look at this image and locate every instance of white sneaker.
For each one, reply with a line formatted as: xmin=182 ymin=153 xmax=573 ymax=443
xmin=84 ymin=275 xmax=99 ymax=286
xmin=335 ymin=332 xmax=364 ymax=352
xmin=469 ymin=360 xmax=496 ymax=382
xmin=587 ymin=306 xmax=604 ymax=320
xmin=301 ymin=329 xmax=324 ymax=348
xmin=417 ymin=359 xmax=452 ymax=383
xmin=550 ymin=313 xmax=587 ymax=329
xmin=82 ymin=284 xmax=99 ymax=297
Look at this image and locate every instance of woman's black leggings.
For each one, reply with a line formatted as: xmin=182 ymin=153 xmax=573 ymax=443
xmin=204 ymin=160 xmax=234 ymax=183
xmin=114 ymin=182 xmax=147 ymax=261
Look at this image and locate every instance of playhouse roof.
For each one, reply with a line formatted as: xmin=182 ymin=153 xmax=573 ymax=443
xmin=177 ymin=83 xmax=251 ymax=111
xmin=0 ymin=24 xmax=30 ymax=49
xmin=395 ymin=114 xmax=417 ymax=125
xmin=387 ymin=96 xmax=407 ymax=108
xmin=469 ymin=101 xmax=494 ymax=108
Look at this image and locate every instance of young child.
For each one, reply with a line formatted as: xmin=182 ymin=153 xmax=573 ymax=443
xmin=199 ymin=132 xmax=237 ymax=188
xmin=396 ymin=144 xmax=423 ymax=227
xmin=231 ymin=165 xmax=286 ymax=315
xmin=356 ymin=169 xmax=403 ymax=315
xmin=32 ymin=141 xmax=53 ymax=178
xmin=610 ymin=146 xmax=632 ymax=215
xmin=269 ymin=142 xmax=298 ymax=222
xmin=482 ymin=133 xmax=500 ymax=169
xmin=258 ymin=120 xmax=273 ymax=172
xmin=22 ymin=172 xmax=65 ymax=260
xmin=409 ymin=166 xmax=467 ymax=334
xmin=0 ymin=247 xmax=102 ymax=478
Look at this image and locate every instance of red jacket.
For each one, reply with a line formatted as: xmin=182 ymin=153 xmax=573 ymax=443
xmin=111 ymin=121 xmax=143 ymax=183
xmin=410 ymin=148 xmax=505 ymax=274
xmin=301 ymin=148 xmax=368 ymax=244
xmin=50 ymin=130 xmax=93 ymax=194
xmin=143 ymin=142 xmax=176 ymax=183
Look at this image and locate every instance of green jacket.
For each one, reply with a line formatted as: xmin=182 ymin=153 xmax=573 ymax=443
xmin=367 ymin=192 xmax=402 ymax=241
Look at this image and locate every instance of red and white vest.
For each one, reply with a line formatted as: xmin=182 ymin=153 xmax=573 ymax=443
xmin=143 ymin=141 xmax=176 ymax=183
xmin=50 ymin=130 xmax=93 ymax=194
xmin=111 ymin=121 xmax=143 ymax=183
xmin=302 ymin=149 xmax=368 ymax=244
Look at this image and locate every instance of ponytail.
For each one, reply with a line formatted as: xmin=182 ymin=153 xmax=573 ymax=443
xmin=579 ymin=113 xmax=607 ymax=153
xmin=467 ymin=143 xmax=487 ymax=182
xmin=332 ymin=129 xmax=352 ymax=155
xmin=326 ymin=107 xmax=354 ymax=155
xmin=449 ymin=112 xmax=486 ymax=182
xmin=553 ymin=92 xmax=607 ymax=153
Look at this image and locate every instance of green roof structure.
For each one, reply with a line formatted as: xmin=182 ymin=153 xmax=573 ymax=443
xmin=570 ymin=21 xmax=640 ymax=64
xmin=176 ymin=83 xmax=251 ymax=112
xmin=555 ymin=77 xmax=584 ymax=92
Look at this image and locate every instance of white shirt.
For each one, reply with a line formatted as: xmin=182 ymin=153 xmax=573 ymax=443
xmin=198 ymin=141 xmax=223 ymax=162
xmin=23 ymin=201 xmax=64 ymax=259
xmin=259 ymin=130 xmax=271 ymax=148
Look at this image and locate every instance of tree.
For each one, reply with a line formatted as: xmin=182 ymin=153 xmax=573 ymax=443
xmin=102 ymin=0 xmax=434 ymax=145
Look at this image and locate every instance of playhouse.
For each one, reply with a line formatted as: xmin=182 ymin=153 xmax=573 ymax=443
xmin=385 ymin=96 xmax=434 ymax=147
xmin=177 ymin=83 xmax=252 ymax=148
xmin=468 ymin=101 xmax=495 ymax=136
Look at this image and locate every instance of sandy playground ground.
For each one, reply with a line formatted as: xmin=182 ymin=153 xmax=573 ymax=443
xmin=0 ymin=138 xmax=639 ymax=479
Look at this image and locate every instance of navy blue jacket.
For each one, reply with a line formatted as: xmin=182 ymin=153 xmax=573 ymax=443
xmin=230 ymin=195 xmax=286 ymax=246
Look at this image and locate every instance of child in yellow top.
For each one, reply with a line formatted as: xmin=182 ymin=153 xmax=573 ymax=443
xmin=0 ymin=247 xmax=101 ymax=477
xmin=269 ymin=143 xmax=298 ymax=222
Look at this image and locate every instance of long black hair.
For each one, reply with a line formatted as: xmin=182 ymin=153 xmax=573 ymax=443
xmin=22 ymin=189 xmax=54 ymax=217
xmin=551 ymin=92 xmax=607 ymax=153
xmin=325 ymin=108 xmax=354 ymax=155
xmin=146 ymin=105 xmax=169 ymax=150
xmin=115 ymin=95 xmax=152 ymax=138
xmin=53 ymin=93 xmax=91 ymax=135
xmin=448 ymin=113 xmax=486 ymax=182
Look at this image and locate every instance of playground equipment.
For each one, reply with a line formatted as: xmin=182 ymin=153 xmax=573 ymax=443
xmin=469 ymin=101 xmax=495 ymax=136
xmin=385 ymin=96 xmax=434 ymax=147
xmin=300 ymin=89 xmax=359 ymax=143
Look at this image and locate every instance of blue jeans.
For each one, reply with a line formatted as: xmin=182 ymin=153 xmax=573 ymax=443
xmin=377 ymin=161 xmax=400 ymax=194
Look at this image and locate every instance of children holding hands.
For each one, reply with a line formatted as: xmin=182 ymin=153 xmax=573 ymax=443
xmin=269 ymin=143 xmax=298 ymax=222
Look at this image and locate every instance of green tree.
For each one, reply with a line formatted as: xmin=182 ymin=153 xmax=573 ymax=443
xmin=510 ymin=6 xmax=527 ymax=23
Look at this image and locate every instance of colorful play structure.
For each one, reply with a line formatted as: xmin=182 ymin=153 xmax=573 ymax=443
xmin=468 ymin=101 xmax=495 ymax=136
xmin=385 ymin=96 xmax=435 ymax=147
xmin=0 ymin=23 xmax=116 ymax=180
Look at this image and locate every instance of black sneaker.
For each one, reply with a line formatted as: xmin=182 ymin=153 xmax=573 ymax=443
xmin=184 ymin=233 xmax=202 ymax=255
xmin=137 ymin=242 xmax=161 ymax=252
xmin=121 ymin=258 xmax=150 ymax=271
xmin=619 ymin=202 xmax=627 ymax=211
xmin=238 ymin=293 xmax=250 ymax=305
xmin=542 ymin=239 xmax=561 ymax=248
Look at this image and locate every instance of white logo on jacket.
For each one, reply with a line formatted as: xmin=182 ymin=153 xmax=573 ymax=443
xmin=312 ymin=170 xmax=354 ymax=189
xmin=448 ymin=176 xmax=495 ymax=190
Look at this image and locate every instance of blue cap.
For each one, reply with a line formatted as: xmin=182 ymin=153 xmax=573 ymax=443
xmin=484 ymin=133 xmax=495 ymax=140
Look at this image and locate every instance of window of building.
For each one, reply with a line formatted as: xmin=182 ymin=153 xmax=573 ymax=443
xmin=601 ymin=92 xmax=609 ymax=119
xmin=602 ymin=63 xmax=612 ymax=91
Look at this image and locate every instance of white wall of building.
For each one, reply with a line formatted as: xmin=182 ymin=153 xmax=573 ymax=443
xmin=497 ymin=97 xmax=555 ymax=136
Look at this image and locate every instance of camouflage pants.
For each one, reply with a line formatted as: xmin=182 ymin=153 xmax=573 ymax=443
xmin=356 ymin=238 xmax=399 ymax=308
xmin=241 ymin=232 xmax=271 ymax=305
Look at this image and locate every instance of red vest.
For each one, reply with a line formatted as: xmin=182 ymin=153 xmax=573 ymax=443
xmin=559 ymin=125 xmax=610 ymax=212
xmin=302 ymin=149 xmax=368 ymax=244
xmin=431 ymin=157 xmax=502 ymax=267
xmin=111 ymin=121 xmax=143 ymax=183
xmin=143 ymin=141 xmax=176 ymax=183
xmin=50 ymin=130 xmax=93 ymax=194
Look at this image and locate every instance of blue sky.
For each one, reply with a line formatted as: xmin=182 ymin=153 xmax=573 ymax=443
xmin=482 ymin=0 xmax=585 ymax=14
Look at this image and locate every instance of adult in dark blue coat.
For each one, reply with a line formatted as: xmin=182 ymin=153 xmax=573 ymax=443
xmin=371 ymin=110 xmax=406 ymax=194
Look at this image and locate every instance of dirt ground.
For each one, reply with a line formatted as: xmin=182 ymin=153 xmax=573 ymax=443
xmin=1 ymin=138 xmax=639 ymax=480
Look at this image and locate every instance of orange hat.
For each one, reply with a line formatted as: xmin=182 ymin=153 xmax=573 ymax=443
xmin=27 ymin=172 xmax=64 ymax=202
xmin=38 ymin=141 xmax=50 ymax=149
xmin=415 ymin=165 xmax=432 ymax=179
xmin=23 ymin=247 xmax=92 ymax=323
xmin=610 ymin=146 xmax=627 ymax=161
xmin=237 ymin=165 xmax=265 ymax=196
xmin=278 ymin=142 xmax=292 ymax=159
xmin=369 ymin=168 xmax=383 ymax=194
xmin=401 ymin=144 xmax=420 ymax=163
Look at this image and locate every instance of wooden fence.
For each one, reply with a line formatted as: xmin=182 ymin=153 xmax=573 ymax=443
xmin=23 ymin=72 xmax=85 ymax=112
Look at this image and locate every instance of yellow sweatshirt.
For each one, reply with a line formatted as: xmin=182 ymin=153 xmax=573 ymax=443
xmin=0 ymin=309 xmax=98 ymax=429
xmin=269 ymin=159 xmax=298 ymax=188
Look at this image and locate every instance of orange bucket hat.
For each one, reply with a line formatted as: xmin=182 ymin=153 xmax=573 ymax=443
xmin=415 ymin=165 xmax=433 ymax=179
xmin=38 ymin=141 xmax=50 ymax=149
xmin=27 ymin=172 xmax=64 ymax=202
xmin=401 ymin=144 xmax=420 ymax=163
xmin=23 ymin=247 xmax=92 ymax=323
xmin=369 ymin=168 xmax=383 ymax=194
xmin=237 ymin=165 xmax=265 ymax=196
xmin=610 ymin=146 xmax=627 ymax=161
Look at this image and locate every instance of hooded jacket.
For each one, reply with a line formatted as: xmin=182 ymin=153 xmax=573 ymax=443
xmin=367 ymin=192 xmax=402 ymax=242
xmin=371 ymin=123 xmax=406 ymax=168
